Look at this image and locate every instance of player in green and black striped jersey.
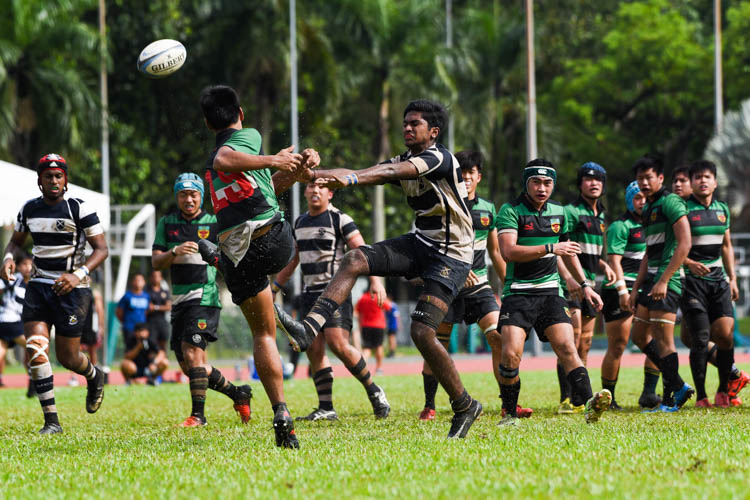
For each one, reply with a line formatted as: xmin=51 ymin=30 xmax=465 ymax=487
xmin=681 ymin=161 xmax=746 ymax=407
xmin=152 ymin=173 xmax=251 ymax=428
xmin=495 ymin=159 xmax=611 ymax=425
xmin=629 ymin=155 xmax=694 ymax=411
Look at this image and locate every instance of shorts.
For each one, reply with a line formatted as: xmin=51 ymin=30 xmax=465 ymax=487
xmin=444 ymin=283 xmax=499 ymax=325
xmin=361 ymin=327 xmax=385 ymax=349
xmin=601 ymin=288 xmax=632 ymax=323
xmin=0 ymin=322 xmax=24 ymax=343
xmin=681 ymin=276 xmax=734 ymax=324
xmin=359 ymin=233 xmax=471 ymax=300
xmin=565 ymin=291 xmax=597 ymax=318
xmin=498 ymin=294 xmax=572 ymax=342
xmin=133 ymin=363 xmax=151 ymax=378
xmin=221 ymin=221 xmax=294 ymax=305
xmin=147 ymin=317 xmax=171 ymax=344
xmin=298 ymin=291 xmax=353 ymax=331
xmin=21 ymin=282 xmax=92 ymax=338
xmin=80 ymin=305 xmax=100 ymax=347
xmin=636 ymin=277 xmax=681 ymax=314
xmin=170 ymin=303 xmax=220 ymax=362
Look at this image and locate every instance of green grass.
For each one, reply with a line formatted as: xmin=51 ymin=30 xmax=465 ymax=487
xmin=2 ymin=366 xmax=749 ymax=500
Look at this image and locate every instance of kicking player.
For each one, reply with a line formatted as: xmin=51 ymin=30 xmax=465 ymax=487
xmin=1 ymin=154 xmax=108 ymax=434
xmin=600 ymin=182 xmax=661 ymax=409
xmin=152 ymin=173 xmax=251 ymax=426
xmin=199 ymin=84 xmax=319 ymax=448
xmin=0 ymin=254 xmax=32 ymax=391
xmin=557 ymin=162 xmax=616 ymax=413
xmin=274 ymin=179 xmax=390 ymax=421
xmin=495 ymin=160 xmax=611 ymax=426
xmin=276 ymin=100 xmax=484 ymax=439
xmin=681 ymin=160 xmax=742 ymax=407
xmin=628 ymin=155 xmax=694 ymax=412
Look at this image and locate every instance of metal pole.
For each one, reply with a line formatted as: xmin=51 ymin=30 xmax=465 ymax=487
xmin=99 ymin=0 xmax=112 ymax=369
xmin=446 ymin=0 xmax=454 ymax=152
xmin=714 ymin=0 xmax=723 ymax=134
xmin=289 ymin=0 xmax=301 ymax=295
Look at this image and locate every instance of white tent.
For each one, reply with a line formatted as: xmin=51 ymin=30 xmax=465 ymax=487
xmin=0 ymin=159 xmax=110 ymax=229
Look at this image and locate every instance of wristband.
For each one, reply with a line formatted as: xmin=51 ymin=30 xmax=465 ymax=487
xmin=613 ymin=279 xmax=625 ymax=289
xmin=73 ymin=268 xmax=87 ymax=281
xmin=171 ymin=247 xmax=177 ymax=256
xmin=271 ymin=281 xmax=283 ymax=294
xmin=544 ymin=244 xmax=554 ymax=254
xmin=617 ymin=288 xmax=629 ymax=296
xmin=345 ymin=174 xmax=359 ymax=186
xmin=3 ymin=252 xmax=13 ymax=262
xmin=580 ymin=281 xmax=590 ymax=289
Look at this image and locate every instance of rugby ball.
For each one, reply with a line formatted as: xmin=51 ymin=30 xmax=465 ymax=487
xmin=137 ymin=39 xmax=186 ymax=78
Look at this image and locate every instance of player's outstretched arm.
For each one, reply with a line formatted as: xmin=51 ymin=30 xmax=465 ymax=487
xmin=1 ymin=231 xmax=27 ymax=281
xmin=313 ymin=161 xmax=419 ymax=189
xmin=214 ymin=145 xmax=303 ymax=173
xmin=272 ymin=148 xmax=321 ymax=195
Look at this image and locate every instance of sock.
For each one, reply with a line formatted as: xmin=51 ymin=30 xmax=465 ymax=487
xmin=643 ymin=367 xmax=661 ymax=395
xmin=602 ymin=377 xmax=617 ymax=403
xmin=556 ymin=362 xmax=571 ymax=402
xmin=689 ymin=349 xmax=709 ymax=400
xmin=345 ymin=356 xmax=378 ymax=395
xmin=642 ymin=340 xmax=662 ymax=369
xmin=312 ymin=367 xmax=334 ymax=411
xmin=304 ymin=297 xmax=340 ymax=336
xmin=659 ymin=353 xmax=684 ymax=406
xmin=188 ymin=367 xmax=208 ymax=420
xmin=716 ymin=349 xmax=734 ymax=393
xmin=31 ymin=362 xmax=59 ymax=426
xmin=567 ymin=367 xmax=593 ymax=407
xmin=730 ymin=364 xmax=741 ymax=381
xmin=422 ymin=372 xmax=439 ymax=410
xmin=500 ymin=381 xmax=521 ymax=417
xmin=272 ymin=402 xmax=289 ymax=417
xmin=208 ymin=366 xmax=240 ymax=401
xmin=450 ymin=390 xmax=472 ymax=413
xmin=73 ymin=357 xmax=98 ymax=382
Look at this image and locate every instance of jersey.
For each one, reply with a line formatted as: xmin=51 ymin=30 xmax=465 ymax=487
xmin=294 ymin=206 xmax=360 ymax=292
xmin=386 ymin=144 xmax=473 ymax=264
xmin=642 ymin=188 xmax=688 ymax=294
xmin=685 ymin=195 xmax=730 ymax=281
xmin=466 ymin=196 xmax=497 ymax=280
xmin=152 ymin=211 xmax=221 ymax=308
xmin=14 ymin=197 xmax=103 ymax=287
xmin=496 ymin=193 xmax=567 ymax=297
xmin=117 ymin=290 xmax=150 ymax=334
xmin=564 ymin=197 xmax=605 ymax=283
xmin=0 ymin=274 xmax=26 ymax=323
xmin=356 ymin=293 xmax=391 ymax=329
xmin=604 ymin=212 xmax=645 ymax=290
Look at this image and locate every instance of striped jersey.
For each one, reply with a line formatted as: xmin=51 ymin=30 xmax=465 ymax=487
xmin=152 ymin=211 xmax=221 ymax=308
xmin=14 ymin=197 xmax=103 ymax=287
xmin=604 ymin=212 xmax=645 ymax=290
xmin=685 ymin=195 xmax=730 ymax=281
xmin=642 ymin=188 xmax=688 ymax=294
xmin=294 ymin=206 xmax=360 ymax=292
xmin=564 ymin=197 xmax=605 ymax=283
xmin=0 ymin=274 xmax=26 ymax=323
xmin=466 ymin=196 xmax=497 ymax=281
xmin=387 ymin=144 xmax=473 ymax=264
xmin=496 ymin=193 xmax=567 ymax=297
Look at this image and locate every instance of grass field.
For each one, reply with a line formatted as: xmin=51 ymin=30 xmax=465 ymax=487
xmin=2 ymin=365 xmax=749 ymax=500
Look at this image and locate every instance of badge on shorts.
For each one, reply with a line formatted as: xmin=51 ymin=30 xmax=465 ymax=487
xmin=717 ymin=212 xmax=726 ymax=223
xmin=440 ymin=266 xmax=451 ymax=278
xmin=564 ymin=307 xmax=571 ymax=318
xmin=197 ymin=226 xmax=210 ymax=239
xmin=550 ymin=218 xmax=560 ymax=233
xmin=480 ymin=215 xmax=490 ymax=227
xmin=197 ymin=319 xmax=207 ymax=330
xmin=68 ymin=314 xmax=78 ymax=325
xmin=192 ymin=334 xmax=202 ymax=344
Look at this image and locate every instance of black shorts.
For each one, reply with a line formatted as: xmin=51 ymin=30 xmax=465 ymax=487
xmin=358 ymin=233 xmax=471 ymax=300
xmin=298 ymin=291 xmax=353 ymax=331
xmin=444 ymin=284 xmax=499 ymax=325
xmin=361 ymin=327 xmax=385 ymax=349
xmin=681 ymin=276 xmax=734 ymax=324
xmin=221 ymin=221 xmax=294 ymax=305
xmin=601 ymin=288 xmax=632 ymax=323
xmin=80 ymin=304 xmax=100 ymax=347
xmin=565 ymin=291 xmax=598 ymax=318
xmin=170 ymin=303 xmax=220 ymax=362
xmin=21 ymin=282 xmax=92 ymax=338
xmin=147 ymin=317 xmax=171 ymax=344
xmin=498 ymin=294 xmax=572 ymax=342
xmin=636 ymin=277 xmax=681 ymax=314
xmin=0 ymin=322 xmax=23 ymax=343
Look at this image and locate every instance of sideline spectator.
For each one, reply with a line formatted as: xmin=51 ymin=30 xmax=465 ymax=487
xmin=355 ymin=289 xmax=391 ymax=374
xmin=146 ymin=269 xmax=171 ymax=351
xmin=0 ymin=255 xmax=32 ymax=391
xmin=116 ymin=273 xmax=150 ymax=344
xmin=121 ymin=323 xmax=168 ymax=385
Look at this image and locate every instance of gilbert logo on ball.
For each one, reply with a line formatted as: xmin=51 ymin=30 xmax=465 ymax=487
xmin=137 ymin=39 xmax=186 ymax=78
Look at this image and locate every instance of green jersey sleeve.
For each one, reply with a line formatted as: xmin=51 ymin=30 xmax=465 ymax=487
xmin=562 ymin=204 xmax=577 ymax=236
xmin=606 ymin=220 xmax=628 ymax=255
xmin=496 ymin=203 xmax=518 ymax=232
xmin=152 ymin=216 xmax=167 ymax=251
xmin=223 ymin=128 xmax=262 ymax=155
xmin=721 ymin=201 xmax=731 ymax=230
xmin=663 ymin=194 xmax=688 ymax=225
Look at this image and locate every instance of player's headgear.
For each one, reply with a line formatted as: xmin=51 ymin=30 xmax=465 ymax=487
xmin=625 ymin=181 xmax=641 ymax=212
xmin=174 ymin=172 xmax=204 ymax=208
xmin=577 ymin=162 xmax=607 ymax=188
xmin=523 ymin=159 xmax=556 ymax=194
xmin=36 ymin=153 xmax=68 ymax=192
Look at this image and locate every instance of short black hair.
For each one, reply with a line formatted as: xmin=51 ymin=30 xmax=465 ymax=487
xmin=632 ymin=154 xmax=663 ymax=176
xmin=133 ymin=322 xmax=149 ymax=332
xmin=200 ymin=85 xmax=241 ymax=130
xmin=689 ymin=160 xmax=717 ymax=179
xmin=403 ymin=100 xmax=447 ymax=134
xmin=525 ymin=158 xmax=555 ymax=169
xmin=671 ymin=165 xmax=690 ymax=180
xmin=455 ymin=150 xmax=483 ymax=171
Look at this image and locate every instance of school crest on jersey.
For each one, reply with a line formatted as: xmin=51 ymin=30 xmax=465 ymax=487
xmin=197 ymin=226 xmax=210 ymax=239
xmin=197 ymin=319 xmax=207 ymax=330
xmin=480 ymin=215 xmax=490 ymax=227
xmin=56 ymin=220 xmax=66 ymax=231
xmin=550 ymin=218 xmax=561 ymax=233
xmin=650 ymin=211 xmax=657 ymax=222
xmin=717 ymin=212 xmax=726 ymax=224
xmin=600 ymin=222 xmax=606 ymax=233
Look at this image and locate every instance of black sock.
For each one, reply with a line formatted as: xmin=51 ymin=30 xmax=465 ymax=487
xmin=556 ymin=362 xmax=571 ymax=402
xmin=423 ymin=372 xmax=439 ymax=410
xmin=450 ymin=390 xmax=472 ymax=413
xmin=567 ymin=367 xmax=593 ymax=407
xmin=659 ymin=353 xmax=683 ymax=406
xmin=716 ymin=349 xmax=734 ymax=393
xmin=643 ymin=367 xmax=660 ymax=395
xmin=602 ymin=377 xmax=617 ymax=402
xmin=188 ymin=367 xmax=208 ymax=419
xmin=313 ymin=367 xmax=334 ymax=411
xmin=304 ymin=297 xmax=340 ymax=335
xmin=642 ymin=340 xmax=662 ymax=369
xmin=272 ymin=402 xmax=288 ymax=417
xmin=730 ymin=364 xmax=741 ymax=380
xmin=345 ymin=356 xmax=378 ymax=395
xmin=500 ymin=381 xmax=521 ymax=417
xmin=207 ymin=367 xmax=240 ymax=401
xmin=689 ymin=349 xmax=709 ymax=400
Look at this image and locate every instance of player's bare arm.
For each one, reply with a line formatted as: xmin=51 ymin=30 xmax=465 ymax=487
xmin=598 ymin=258 xmax=617 ymax=286
xmin=53 ymin=233 xmax=109 ymax=296
xmin=649 ymin=216 xmax=690 ymax=301
xmin=628 ymin=250 xmax=650 ymax=311
xmin=313 ymin=161 xmax=419 ymax=189
xmin=1 ymin=230 xmax=27 ymax=280
xmin=487 ymin=229 xmax=507 ymax=284
xmin=608 ymin=254 xmax=631 ymax=311
xmin=214 ymin=144 xmax=302 ymax=173
xmin=346 ymin=232 xmax=386 ymax=306
xmin=557 ymin=256 xmax=582 ymax=302
xmin=151 ymin=241 xmax=199 ymax=270
xmin=722 ymin=228 xmax=739 ymax=301
xmin=273 ymin=246 xmax=300 ymax=293
xmin=498 ymin=231 xmax=581 ymax=264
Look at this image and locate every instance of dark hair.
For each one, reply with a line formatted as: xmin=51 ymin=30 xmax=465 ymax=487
xmin=133 ymin=322 xmax=149 ymax=332
xmin=671 ymin=165 xmax=690 ymax=180
xmin=200 ymin=85 xmax=241 ymax=130
xmin=403 ymin=100 xmax=447 ymax=133
xmin=689 ymin=160 xmax=717 ymax=179
xmin=632 ymin=154 xmax=663 ymax=176
xmin=17 ymin=253 xmax=32 ymax=263
xmin=455 ymin=150 xmax=483 ymax=171
xmin=525 ymin=158 xmax=555 ymax=169
xmin=131 ymin=272 xmax=145 ymax=281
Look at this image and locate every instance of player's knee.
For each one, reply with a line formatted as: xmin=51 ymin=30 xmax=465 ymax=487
xmin=25 ymin=335 xmax=50 ymax=366
xmin=500 ymin=349 xmax=521 ymax=369
xmin=607 ymin=339 xmax=627 ymax=359
xmin=486 ymin=330 xmax=502 ymax=350
xmin=121 ymin=360 xmax=136 ymax=376
xmin=340 ymin=249 xmax=369 ymax=275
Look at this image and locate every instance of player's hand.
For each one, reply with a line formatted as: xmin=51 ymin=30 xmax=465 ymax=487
xmin=619 ymin=291 xmax=631 ymax=312
xmin=602 ymin=264 xmax=617 ymax=286
xmin=295 ymin=167 xmax=315 ymax=183
xmin=317 ymin=172 xmax=348 ymax=190
xmin=584 ymin=287 xmax=603 ymax=312
xmin=686 ymin=261 xmax=711 ymax=277
xmin=730 ymin=277 xmax=740 ymax=302
xmin=301 ymin=148 xmax=321 ymax=169
xmin=272 ymin=146 xmax=303 ymax=172
xmin=648 ymin=280 xmax=668 ymax=301
xmin=0 ymin=258 xmax=15 ymax=281
xmin=628 ymin=290 xmax=638 ymax=312
xmin=370 ymin=280 xmax=387 ymax=307
xmin=53 ymin=273 xmax=80 ymax=296
xmin=463 ymin=270 xmax=479 ymax=289
xmin=553 ymin=242 xmax=581 ymax=256
xmin=173 ymin=241 xmax=199 ymax=256
xmin=566 ymin=277 xmax=583 ymax=302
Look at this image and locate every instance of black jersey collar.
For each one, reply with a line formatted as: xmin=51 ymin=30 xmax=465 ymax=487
xmin=178 ymin=209 xmax=206 ymax=223
xmin=519 ymin=192 xmax=548 ymax=214
xmin=688 ymin=193 xmax=714 ymax=208
xmin=215 ymin=127 xmax=239 ymax=148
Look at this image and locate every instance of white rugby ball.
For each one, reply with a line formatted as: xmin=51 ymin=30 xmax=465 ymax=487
xmin=137 ymin=39 xmax=186 ymax=78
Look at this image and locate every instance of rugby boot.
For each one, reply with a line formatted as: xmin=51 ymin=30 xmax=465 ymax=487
xmin=557 ymin=397 xmax=576 ymax=414
xmin=273 ymin=407 xmax=299 ymax=449
xmin=714 ymin=391 xmax=731 ymax=408
xmin=179 ymin=415 xmax=207 ymax=427
xmin=497 ymin=415 xmax=520 ymax=427
xmin=638 ymin=391 xmax=662 ymax=409
xmin=368 ymin=389 xmax=391 ymax=419
xmin=609 ymin=399 xmax=624 ymax=411
xmin=85 ymin=366 xmax=105 ymax=414
xmin=447 ymin=398 xmax=482 ymax=439
xmin=727 ymin=370 xmax=750 ymax=399
xmin=233 ymin=385 xmax=252 ymax=424
xmin=38 ymin=423 xmax=63 ymax=435
xmin=730 ymin=396 xmax=742 ymax=407
xmin=673 ymin=383 xmax=695 ymax=409
xmin=502 ymin=405 xmax=534 ymax=418
xmin=584 ymin=389 xmax=611 ymax=424
xmin=695 ymin=398 xmax=713 ymax=408
xmin=198 ymin=238 xmax=221 ymax=269
xmin=642 ymin=404 xmax=678 ymax=413
xmin=296 ymin=408 xmax=339 ymax=421
xmin=274 ymin=304 xmax=316 ymax=352
xmin=418 ymin=407 xmax=436 ymax=421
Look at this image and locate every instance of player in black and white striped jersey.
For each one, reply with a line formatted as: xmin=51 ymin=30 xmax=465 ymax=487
xmin=0 ymin=255 xmax=32 ymax=390
xmin=1 ymin=154 xmax=109 ymax=434
xmin=274 ymin=180 xmax=390 ymax=421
